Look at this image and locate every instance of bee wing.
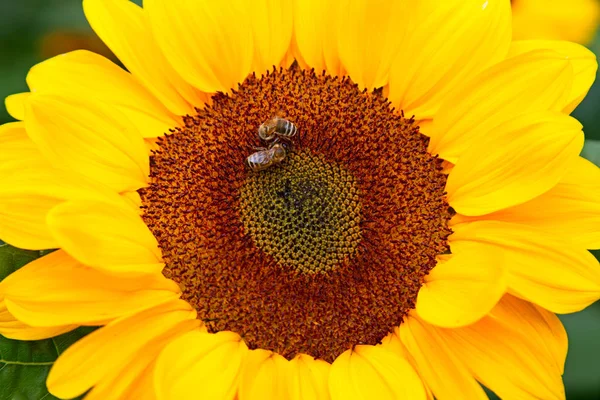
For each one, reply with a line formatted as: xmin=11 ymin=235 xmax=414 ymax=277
xmin=247 ymin=149 xmax=274 ymax=165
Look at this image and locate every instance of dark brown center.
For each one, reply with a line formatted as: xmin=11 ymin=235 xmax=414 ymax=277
xmin=139 ymin=68 xmax=453 ymax=362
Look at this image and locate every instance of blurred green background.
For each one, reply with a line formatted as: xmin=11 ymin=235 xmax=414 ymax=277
xmin=0 ymin=0 xmax=599 ymax=399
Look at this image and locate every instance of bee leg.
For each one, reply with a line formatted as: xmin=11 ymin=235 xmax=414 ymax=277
xmin=248 ymin=144 xmax=267 ymax=151
xmin=263 ymin=128 xmax=277 ymax=142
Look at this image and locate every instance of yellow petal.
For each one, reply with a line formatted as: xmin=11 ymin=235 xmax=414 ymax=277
xmin=281 ymin=40 xmax=298 ymax=70
xmin=491 ymin=294 xmax=567 ymax=375
xmin=398 ymin=317 xmax=488 ymax=400
xmin=0 ymin=121 xmax=48 ymax=172
xmin=1 ymin=249 xmax=179 ymax=326
xmin=472 ymin=156 xmax=600 ymax=249
xmin=288 ymin=354 xmax=331 ymax=400
xmin=25 ymin=94 xmax=149 ymax=193
xmin=239 ymin=349 xmax=289 ymax=400
xmin=379 ymin=332 xmax=435 ymax=400
xmin=451 ymin=221 xmax=600 ymax=313
xmin=4 ymin=92 xmax=29 ymax=120
xmin=121 ymin=190 xmax=143 ymax=211
xmin=27 ymin=50 xmax=179 ymax=138
xmin=47 ymin=199 xmax=163 ymax=275
xmin=85 ymin=359 xmax=158 ymax=400
xmin=249 ymin=0 xmax=293 ymax=74
xmin=83 ymin=0 xmax=204 ymax=115
xmin=0 ymin=169 xmax=122 ymax=250
xmin=329 ymin=345 xmax=427 ymax=400
xmin=292 ymin=0 xmax=343 ymax=75
xmin=428 ymin=49 xmax=573 ymax=163
xmin=508 ymin=40 xmax=598 ymax=113
xmin=511 ymin=0 xmax=600 ymax=45
xmin=336 ymin=0 xmax=409 ymax=90
xmin=85 ymin=323 xmax=200 ymax=400
xmin=0 ymin=300 xmax=76 ymax=340
xmin=117 ymin=362 xmax=159 ymax=400
xmin=154 ymin=330 xmax=247 ymax=400
xmin=437 ymin=295 xmax=567 ymax=400
xmin=389 ymin=0 xmax=511 ymax=120
xmin=416 ymin=250 xmax=506 ymax=328
xmin=415 ymin=118 xmax=434 ymax=137
xmin=145 ymin=0 xmax=253 ymax=93
xmin=446 ymin=111 xmax=583 ymax=216
xmin=47 ymin=300 xmax=197 ymax=399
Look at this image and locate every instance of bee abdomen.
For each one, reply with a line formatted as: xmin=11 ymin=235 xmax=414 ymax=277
xmin=275 ymin=118 xmax=297 ymax=137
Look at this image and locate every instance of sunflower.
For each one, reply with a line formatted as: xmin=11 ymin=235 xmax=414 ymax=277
xmin=1 ymin=0 xmax=600 ymax=399
xmin=512 ymin=0 xmax=600 ymax=44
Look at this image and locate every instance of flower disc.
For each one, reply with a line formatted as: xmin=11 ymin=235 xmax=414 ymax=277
xmin=140 ymin=68 xmax=453 ymax=361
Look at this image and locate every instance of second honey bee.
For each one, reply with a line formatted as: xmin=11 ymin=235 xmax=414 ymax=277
xmin=246 ymin=142 xmax=288 ymax=172
xmin=258 ymin=114 xmax=298 ymax=142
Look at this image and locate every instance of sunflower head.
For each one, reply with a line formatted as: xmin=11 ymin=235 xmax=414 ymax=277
xmin=1 ymin=0 xmax=599 ymax=399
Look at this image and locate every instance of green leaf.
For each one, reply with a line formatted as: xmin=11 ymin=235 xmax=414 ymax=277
xmin=581 ymin=139 xmax=600 ymax=167
xmin=560 ymin=301 xmax=600 ymax=400
xmin=0 ymin=244 xmax=94 ymax=400
xmin=0 ymin=328 xmax=95 ymax=400
xmin=0 ymin=243 xmax=43 ymax=281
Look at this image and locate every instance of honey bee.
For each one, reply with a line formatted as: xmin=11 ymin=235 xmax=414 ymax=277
xmin=258 ymin=114 xmax=298 ymax=142
xmin=246 ymin=142 xmax=288 ymax=171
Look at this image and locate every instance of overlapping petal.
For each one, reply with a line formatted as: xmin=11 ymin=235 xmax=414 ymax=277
xmin=144 ymin=0 xmax=254 ymax=94
xmin=329 ymin=345 xmax=427 ymax=400
xmin=446 ymin=111 xmax=583 ymax=216
xmin=83 ymin=0 xmax=205 ymax=115
xmin=388 ymin=0 xmax=511 ymax=121
xmin=378 ymin=332 xmax=435 ymax=400
xmin=293 ymin=0 xmax=343 ymax=75
xmin=508 ymin=40 xmax=598 ymax=113
xmin=47 ymin=300 xmax=198 ymax=399
xmin=436 ymin=295 xmax=567 ymax=400
xmin=0 ymin=300 xmax=76 ymax=340
xmin=467 ymin=156 xmax=600 ymax=249
xmin=27 ymin=50 xmax=179 ymax=138
xmin=335 ymin=0 xmax=409 ymax=90
xmin=451 ymin=221 xmax=600 ymax=313
xmin=248 ymin=0 xmax=293 ymax=74
xmin=415 ymin=250 xmax=505 ymax=327
xmin=428 ymin=49 xmax=574 ymax=163
xmin=154 ymin=330 xmax=248 ymax=400
xmin=239 ymin=349 xmax=289 ymax=400
xmin=492 ymin=295 xmax=568 ymax=375
xmin=0 ymin=169 xmax=121 ymax=250
xmin=287 ymin=354 xmax=331 ymax=400
xmin=0 ymin=122 xmax=47 ymax=172
xmin=512 ymin=0 xmax=600 ymax=45
xmin=397 ymin=318 xmax=488 ymax=400
xmin=85 ymin=326 xmax=206 ymax=400
xmin=1 ymin=250 xmax=180 ymax=327
xmin=25 ymin=94 xmax=149 ymax=193
xmin=4 ymin=93 xmax=29 ymax=120
xmin=85 ymin=359 xmax=159 ymax=400
xmin=47 ymin=199 xmax=163 ymax=275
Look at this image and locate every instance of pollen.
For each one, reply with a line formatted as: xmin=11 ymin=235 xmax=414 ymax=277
xmin=139 ymin=68 xmax=453 ymax=362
